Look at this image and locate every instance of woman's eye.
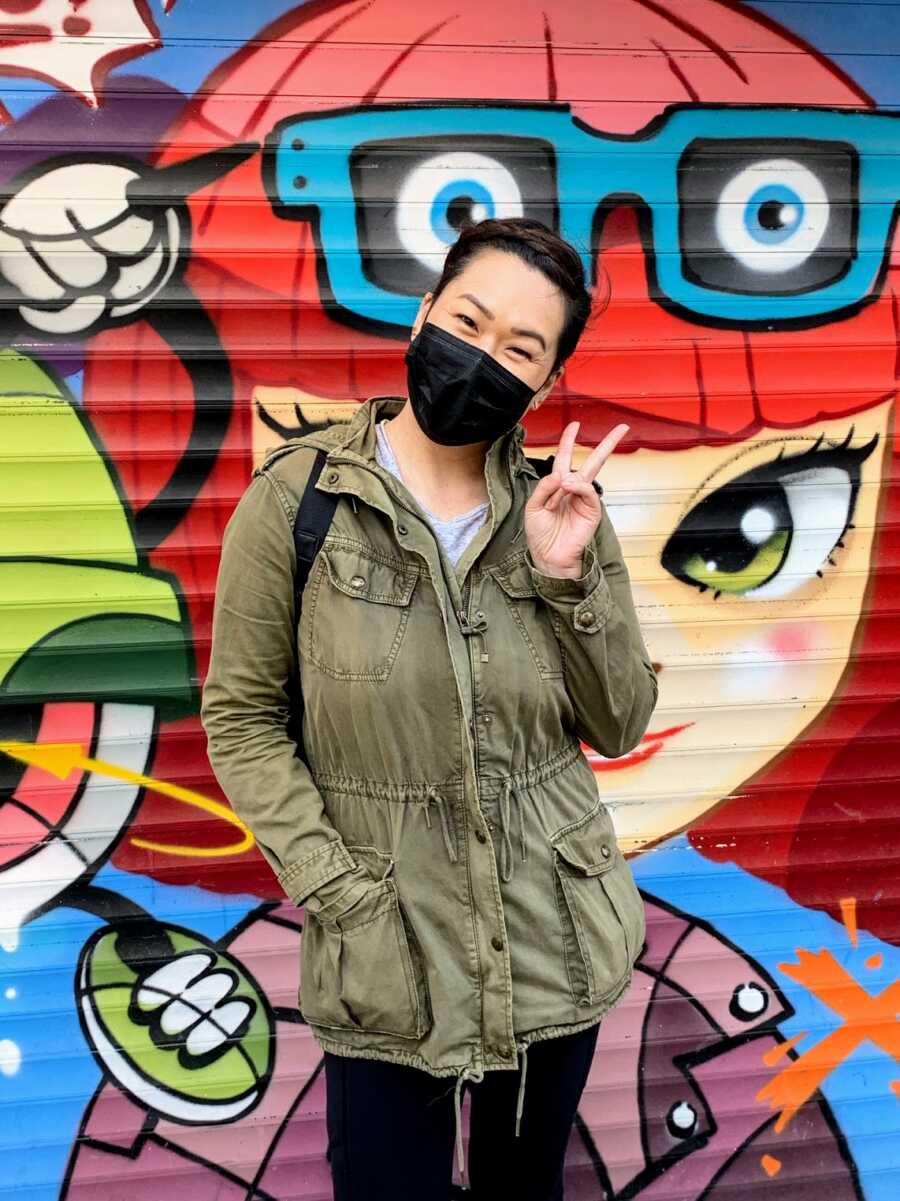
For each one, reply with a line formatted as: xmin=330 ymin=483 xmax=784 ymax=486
xmin=662 ymin=433 xmax=877 ymax=600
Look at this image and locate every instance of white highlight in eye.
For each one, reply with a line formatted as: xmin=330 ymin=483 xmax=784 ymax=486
xmin=395 ymin=152 xmax=524 ymax=272
xmin=706 ymin=560 xmax=718 ymax=572
xmin=750 ymin=465 xmax=851 ymax=600
xmin=716 ymin=158 xmax=828 ymax=274
xmin=0 ymin=1038 xmax=21 ymax=1076
xmin=741 ymin=505 xmax=777 ymax=545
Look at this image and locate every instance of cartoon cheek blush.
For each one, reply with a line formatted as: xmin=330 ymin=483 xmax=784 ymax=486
xmin=80 ymin=0 xmax=900 ymax=947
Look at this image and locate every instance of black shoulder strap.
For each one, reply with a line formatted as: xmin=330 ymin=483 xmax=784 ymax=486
xmin=287 ymin=448 xmax=338 ymax=758
xmin=293 ymin=448 xmax=339 ymax=600
xmin=524 ymin=454 xmax=603 ymax=496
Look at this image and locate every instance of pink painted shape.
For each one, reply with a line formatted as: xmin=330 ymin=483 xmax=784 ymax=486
xmin=0 ymin=804 xmax=50 ymax=866
xmin=66 ymin=1134 xmax=252 ymax=1200
xmin=12 ymin=701 xmax=95 ymax=825
xmin=633 ymin=1032 xmax=783 ymax=1200
xmin=256 ymin=1069 xmax=333 ymax=1200
xmin=665 ymin=924 xmax=787 ymax=1036
xmin=225 ymin=912 xmax=301 ymax=1009
xmin=577 ymin=971 xmax=651 ymax=1191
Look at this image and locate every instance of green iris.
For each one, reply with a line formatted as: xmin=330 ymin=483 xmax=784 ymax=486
xmin=682 ymin=528 xmax=790 ymax=594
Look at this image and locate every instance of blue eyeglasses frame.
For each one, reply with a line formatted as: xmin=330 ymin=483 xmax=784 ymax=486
xmin=264 ymin=100 xmax=900 ymax=332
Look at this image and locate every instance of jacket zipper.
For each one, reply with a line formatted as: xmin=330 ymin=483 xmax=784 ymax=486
xmin=458 ymin=574 xmax=480 ymax=785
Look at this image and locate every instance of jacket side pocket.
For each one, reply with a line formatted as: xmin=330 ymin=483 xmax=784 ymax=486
xmin=551 ymin=802 xmax=645 ymax=1006
xmin=299 ymin=876 xmax=431 ymax=1039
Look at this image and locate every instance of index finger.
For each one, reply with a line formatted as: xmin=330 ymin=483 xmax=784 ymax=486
xmin=577 ymin=423 xmax=629 ymax=482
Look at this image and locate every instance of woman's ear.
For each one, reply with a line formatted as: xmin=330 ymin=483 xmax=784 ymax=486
xmin=530 ymin=365 xmax=562 ymax=411
xmin=410 ymin=291 xmax=434 ymax=342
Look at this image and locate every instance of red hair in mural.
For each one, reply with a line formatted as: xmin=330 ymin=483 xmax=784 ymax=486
xmin=83 ymin=0 xmax=900 ymax=943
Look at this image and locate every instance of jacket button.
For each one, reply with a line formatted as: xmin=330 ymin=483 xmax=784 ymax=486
xmin=482 ymin=713 xmax=492 ymax=725
xmin=577 ymin=995 xmax=591 ymax=1007
xmin=349 ymin=575 xmax=366 ymax=589
xmin=600 ymin=844 xmax=611 ymax=859
xmin=397 ymin=523 xmax=408 ymax=535
xmin=491 ymin=935 xmax=504 ymax=951
xmin=475 ymin=830 xmax=487 ymax=843
xmin=327 ymin=470 xmax=340 ymax=484
xmin=577 ymin=610 xmax=597 ymax=628
xmin=498 ymin=1045 xmax=513 ymax=1059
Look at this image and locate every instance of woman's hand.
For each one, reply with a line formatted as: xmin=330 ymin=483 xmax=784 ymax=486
xmin=524 ymin=420 xmax=629 ymax=579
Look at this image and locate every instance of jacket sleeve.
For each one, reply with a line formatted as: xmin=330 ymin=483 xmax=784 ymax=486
xmin=200 ymin=466 xmax=373 ymax=919
xmin=526 ymin=504 xmax=658 ymax=757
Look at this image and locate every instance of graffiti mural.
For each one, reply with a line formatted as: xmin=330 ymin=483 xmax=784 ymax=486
xmin=2 ymin=1 xmax=899 ymax=1198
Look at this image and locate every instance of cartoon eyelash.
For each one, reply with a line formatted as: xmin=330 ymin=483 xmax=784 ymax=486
xmin=768 ymin=424 xmax=879 ymax=477
xmin=255 ymin=397 xmax=327 ymax=441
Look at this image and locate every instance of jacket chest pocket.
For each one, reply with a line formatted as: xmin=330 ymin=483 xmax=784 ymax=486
xmin=302 ymin=544 xmax=418 ymax=681
xmin=491 ymin=554 xmax=563 ymax=680
xmin=551 ymin=803 xmax=646 ymax=1007
xmin=299 ymin=875 xmax=431 ymax=1040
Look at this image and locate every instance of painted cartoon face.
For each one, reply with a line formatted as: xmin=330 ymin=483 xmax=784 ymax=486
xmin=561 ymin=400 xmax=891 ymax=851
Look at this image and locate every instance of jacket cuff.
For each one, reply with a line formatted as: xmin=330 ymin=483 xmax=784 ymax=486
xmin=527 ymin=546 xmax=613 ymax=632
xmin=276 ymin=839 xmax=358 ymax=908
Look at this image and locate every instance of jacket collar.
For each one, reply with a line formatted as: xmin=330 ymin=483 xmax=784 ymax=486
xmin=328 ymin=396 xmax=539 ymax=481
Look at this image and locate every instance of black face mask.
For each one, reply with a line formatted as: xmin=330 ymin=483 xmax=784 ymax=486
xmin=404 ymin=320 xmax=544 ymax=446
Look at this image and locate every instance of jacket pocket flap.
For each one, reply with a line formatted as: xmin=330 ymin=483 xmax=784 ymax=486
xmin=551 ymin=804 xmax=618 ymax=875
xmin=492 ymin=553 xmax=538 ymax=599
xmin=322 ymin=546 xmax=417 ymax=606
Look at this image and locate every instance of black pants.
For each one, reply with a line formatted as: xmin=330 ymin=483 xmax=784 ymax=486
xmin=324 ymin=1021 xmax=600 ymax=1201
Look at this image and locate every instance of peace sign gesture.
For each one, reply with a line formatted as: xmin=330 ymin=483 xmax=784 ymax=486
xmin=524 ymin=421 xmax=629 ymax=579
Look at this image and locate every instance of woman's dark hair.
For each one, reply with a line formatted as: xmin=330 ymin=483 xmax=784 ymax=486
xmin=430 ymin=217 xmax=602 ymax=374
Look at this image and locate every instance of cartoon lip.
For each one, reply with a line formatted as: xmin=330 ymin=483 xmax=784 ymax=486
xmin=588 ymin=723 xmax=693 ymax=772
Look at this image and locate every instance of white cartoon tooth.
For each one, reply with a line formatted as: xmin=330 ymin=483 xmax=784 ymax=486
xmin=136 ymin=952 xmax=213 ymax=1009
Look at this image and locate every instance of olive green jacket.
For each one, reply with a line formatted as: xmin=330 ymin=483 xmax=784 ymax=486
xmin=201 ymin=396 xmax=658 ymax=1091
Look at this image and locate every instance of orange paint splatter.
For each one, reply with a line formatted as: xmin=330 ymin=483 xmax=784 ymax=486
xmin=866 ymin=954 xmax=884 ymax=970
xmin=891 ymin=1081 xmax=900 ymax=1102
xmin=840 ymin=897 xmax=858 ymax=947
xmin=761 ymin=1155 xmax=782 ymax=1178
xmin=763 ymin=1032 xmax=808 ymax=1067
xmin=758 ymin=948 xmax=900 ymax=1132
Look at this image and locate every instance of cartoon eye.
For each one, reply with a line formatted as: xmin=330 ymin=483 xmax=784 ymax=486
xmin=678 ymin=138 xmax=856 ymax=298
xmin=351 ymin=135 xmax=557 ymax=298
xmin=662 ymin=430 xmax=878 ymax=600
xmin=666 ymin=1101 xmax=699 ymax=1140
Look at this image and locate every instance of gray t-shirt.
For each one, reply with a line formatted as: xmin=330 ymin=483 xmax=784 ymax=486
xmin=374 ymin=420 xmax=488 ymax=568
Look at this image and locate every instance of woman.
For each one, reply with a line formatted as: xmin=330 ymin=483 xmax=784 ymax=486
xmin=201 ymin=217 xmax=658 ymax=1200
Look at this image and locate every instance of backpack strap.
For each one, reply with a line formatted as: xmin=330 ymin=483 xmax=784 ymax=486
xmin=287 ymin=448 xmax=339 ymax=757
xmin=293 ymin=448 xmax=339 ymax=599
xmin=524 ymin=454 xmax=603 ymax=496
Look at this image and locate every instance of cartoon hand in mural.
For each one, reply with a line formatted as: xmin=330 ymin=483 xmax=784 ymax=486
xmin=0 ymin=160 xmax=182 ymax=336
xmin=524 ymin=419 xmax=629 ymax=577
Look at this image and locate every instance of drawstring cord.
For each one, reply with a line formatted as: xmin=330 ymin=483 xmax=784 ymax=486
xmin=497 ymin=781 xmax=529 ymax=883
xmin=454 ymin=1064 xmax=484 ymax=1190
xmin=515 ymin=1040 xmax=530 ymax=1138
xmin=424 ymin=785 xmax=459 ymax=863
